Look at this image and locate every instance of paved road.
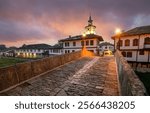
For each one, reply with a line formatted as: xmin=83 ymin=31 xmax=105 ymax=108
xmin=0 ymin=56 xmax=119 ymax=96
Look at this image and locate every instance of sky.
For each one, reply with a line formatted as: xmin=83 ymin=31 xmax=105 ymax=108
xmin=0 ymin=0 xmax=150 ymax=47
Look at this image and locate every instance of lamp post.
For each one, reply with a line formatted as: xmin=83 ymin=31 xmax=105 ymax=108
xmin=115 ymin=28 xmax=122 ymax=50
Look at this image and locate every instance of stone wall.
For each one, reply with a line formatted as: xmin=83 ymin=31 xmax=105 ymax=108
xmin=115 ymin=50 xmax=147 ymax=96
xmin=0 ymin=51 xmax=82 ymax=92
xmin=128 ymin=63 xmax=150 ymax=73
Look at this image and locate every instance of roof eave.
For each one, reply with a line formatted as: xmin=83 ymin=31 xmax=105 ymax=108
xmin=111 ymin=33 xmax=150 ymax=39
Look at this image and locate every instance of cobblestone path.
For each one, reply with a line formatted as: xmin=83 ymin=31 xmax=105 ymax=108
xmin=0 ymin=56 xmax=119 ymax=96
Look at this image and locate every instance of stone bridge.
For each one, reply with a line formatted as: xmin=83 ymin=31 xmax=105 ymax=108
xmin=0 ymin=51 xmax=147 ymax=96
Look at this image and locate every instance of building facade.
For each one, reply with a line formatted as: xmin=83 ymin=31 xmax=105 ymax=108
xmin=16 ymin=44 xmax=51 ymax=58
xmin=99 ymin=42 xmax=114 ymax=56
xmin=49 ymin=44 xmax=63 ymax=55
xmin=112 ymin=26 xmax=150 ymax=67
xmin=16 ymin=44 xmax=63 ymax=58
xmin=59 ymin=16 xmax=103 ymax=55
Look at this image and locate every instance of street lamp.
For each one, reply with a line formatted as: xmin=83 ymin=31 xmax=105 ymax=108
xmin=115 ymin=28 xmax=122 ymax=50
xmin=115 ymin=28 xmax=121 ymax=34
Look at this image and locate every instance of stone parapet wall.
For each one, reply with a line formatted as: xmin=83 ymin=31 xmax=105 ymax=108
xmin=0 ymin=51 xmax=82 ymax=92
xmin=115 ymin=50 xmax=147 ymax=96
xmin=128 ymin=63 xmax=150 ymax=73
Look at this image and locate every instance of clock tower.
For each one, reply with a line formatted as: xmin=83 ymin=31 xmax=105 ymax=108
xmin=84 ymin=16 xmax=96 ymax=35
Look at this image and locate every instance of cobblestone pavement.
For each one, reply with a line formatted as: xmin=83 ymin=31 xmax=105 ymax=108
xmin=0 ymin=56 xmax=119 ymax=96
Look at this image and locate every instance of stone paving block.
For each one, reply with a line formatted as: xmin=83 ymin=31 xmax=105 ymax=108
xmin=56 ymin=89 xmax=67 ymax=96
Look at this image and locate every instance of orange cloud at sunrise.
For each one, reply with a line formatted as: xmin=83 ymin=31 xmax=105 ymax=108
xmin=0 ymin=0 xmax=150 ymax=47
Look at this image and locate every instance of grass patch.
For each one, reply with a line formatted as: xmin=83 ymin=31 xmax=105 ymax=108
xmin=0 ymin=57 xmax=27 ymax=68
xmin=135 ymin=71 xmax=150 ymax=95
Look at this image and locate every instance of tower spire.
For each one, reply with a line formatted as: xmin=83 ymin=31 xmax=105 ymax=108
xmin=88 ymin=15 xmax=93 ymax=25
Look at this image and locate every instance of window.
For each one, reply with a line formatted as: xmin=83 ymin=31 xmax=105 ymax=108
xmin=90 ymin=40 xmax=94 ymax=46
xmin=68 ymin=50 xmax=70 ymax=53
xmin=109 ymin=46 xmax=112 ymax=49
xmin=65 ymin=42 xmax=70 ymax=47
xmin=127 ymin=52 xmax=132 ymax=58
xmin=122 ymin=52 xmax=126 ymax=57
xmin=139 ymin=51 xmax=145 ymax=55
xmin=133 ymin=39 xmax=139 ymax=46
xmin=65 ymin=50 xmax=67 ymax=53
xmin=73 ymin=42 xmax=76 ymax=46
xmin=32 ymin=53 xmax=34 ymax=57
xmin=72 ymin=50 xmax=75 ymax=52
xmin=144 ymin=37 xmax=150 ymax=44
xmin=105 ymin=46 xmax=107 ymax=49
xmin=86 ymin=40 xmax=89 ymax=46
xmin=68 ymin=42 xmax=70 ymax=47
xmin=81 ymin=41 xmax=84 ymax=46
xmin=65 ymin=43 xmax=67 ymax=47
xmin=125 ymin=39 xmax=130 ymax=46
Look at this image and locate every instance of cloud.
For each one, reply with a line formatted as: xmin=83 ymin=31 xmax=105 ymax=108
xmin=0 ymin=0 xmax=150 ymax=47
xmin=131 ymin=14 xmax=150 ymax=28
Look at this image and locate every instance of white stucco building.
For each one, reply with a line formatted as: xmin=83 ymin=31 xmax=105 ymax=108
xmin=99 ymin=42 xmax=114 ymax=55
xmin=16 ymin=44 xmax=63 ymax=58
xmin=59 ymin=16 xmax=103 ymax=55
xmin=16 ymin=44 xmax=50 ymax=58
xmin=112 ymin=25 xmax=150 ymax=67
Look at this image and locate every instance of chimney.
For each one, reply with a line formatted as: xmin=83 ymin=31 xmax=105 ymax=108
xmin=69 ymin=35 xmax=71 ymax=38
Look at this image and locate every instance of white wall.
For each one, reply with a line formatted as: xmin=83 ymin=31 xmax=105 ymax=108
xmin=100 ymin=45 xmax=114 ymax=52
xmin=119 ymin=36 xmax=139 ymax=50
xmin=114 ymin=34 xmax=150 ymax=63
xmin=49 ymin=49 xmax=63 ymax=55
xmin=115 ymin=34 xmax=150 ymax=50
xmin=124 ymin=51 xmax=137 ymax=61
xmin=138 ymin=51 xmax=149 ymax=62
xmin=62 ymin=39 xmax=99 ymax=54
xmin=63 ymin=39 xmax=98 ymax=48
